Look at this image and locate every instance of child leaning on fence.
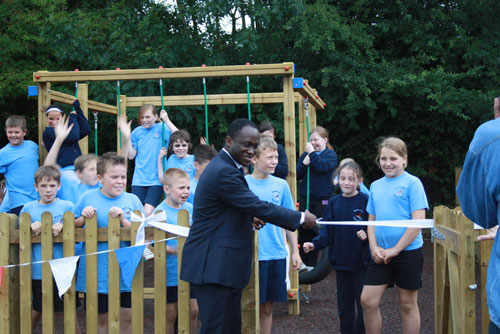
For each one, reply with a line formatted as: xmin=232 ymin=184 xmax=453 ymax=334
xmin=73 ymin=151 xmax=144 ymax=334
xmin=154 ymin=168 xmax=198 ymax=334
xmin=20 ymin=165 xmax=81 ymax=332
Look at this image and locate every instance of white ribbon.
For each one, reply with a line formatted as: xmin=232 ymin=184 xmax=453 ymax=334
xmin=316 ymin=218 xmax=484 ymax=230
xmin=130 ymin=211 xmax=167 ymax=245
xmin=48 ymin=256 xmax=80 ymax=298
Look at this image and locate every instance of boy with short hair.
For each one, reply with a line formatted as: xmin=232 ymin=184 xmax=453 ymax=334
xmin=245 ymin=135 xmax=302 ymax=334
xmin=187 ymin=144 xmax=217 ymax=204
xmin=20 ymin=165 xmax=80 ymax=332
xmin=154 ymin=168 xmax=198 ymax=334
xmin=0 ymin=115 xmax=39 ymax=215
xmin=73 ymin=152 xmax=144 ymax=334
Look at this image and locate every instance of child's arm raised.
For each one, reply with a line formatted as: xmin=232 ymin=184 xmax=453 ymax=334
xmin=44 ymin=116 xmax=74 ymax=166
xmin=157 ymin=147 xmax=168 ymax=183
xmin=73 ymin=99 xmax=91 ymax=139
xmin=160 ymin=110 xmax=179 ymax=133
xmin=118 ymin=116 xmax=132 ymax=158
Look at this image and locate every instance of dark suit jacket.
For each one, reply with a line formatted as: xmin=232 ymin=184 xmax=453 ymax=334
xmin=180 ymin=150 xmax=301 ymax=289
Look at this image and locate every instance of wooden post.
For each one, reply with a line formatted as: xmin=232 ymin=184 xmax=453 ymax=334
xmin=108 ymin=216 xmax=121 ymax=334
xmin=77 ymin=83 xmax=89 ymax=155
xmin=85 ymin=215 xmax=99 ymax=334
xmin=455 ymin=167 xmax=462 ymax=207
xmin=38 ymin=80 xmax=50 ymax=164
xmin=241 ymin=231 xmax=260 ymax=334
xmin=19 ymin=212 xmax=33 ymax=334
xmin=298 ymin=96 xmax=306 ymax=155
xmin=288 ymin=236 xmax=300 ymax=315
xmin=62 ymin=212 xmax=77 ymax=334
xmin=153 ymin=225 xmax=167 ymax=333
xmin=131 ymin=219 xmax=144 ymax=334
xmin=177 ymin=209 xmax=191 ymax=334
xmin=479 ymin=230 xmax=493 ymax=334
xmin=283 ymin=73 xmax=297 ymax=202
xmin=41 ymin=212 xmax=55 ymax=333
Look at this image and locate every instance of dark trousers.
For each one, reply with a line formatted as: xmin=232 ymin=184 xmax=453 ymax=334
xmin=490 ymin=320 xmax=500 ymax=334
xmin=192 ymin=283 xmax=242 ymax=334
xmin=336 ymin=270 xmax=366 ymax=334
xmin=9 ymin=205 xmax=22 ymax=216
xmin=299 ymin=197 xmax=328 ymax=266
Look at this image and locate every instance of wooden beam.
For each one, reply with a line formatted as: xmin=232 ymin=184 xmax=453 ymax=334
xmin=293 ymin=79 xmax=326 ymax=110
xmin=33 ymin=63 xmax=295 ymax=82
xmin=49 ymin=90 xmax=117 ymax=114
xmin=77 ymin=84 xmax=89 ymax=155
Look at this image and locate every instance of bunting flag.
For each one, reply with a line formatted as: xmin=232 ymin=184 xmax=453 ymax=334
xmin=0 ymin=266 xmax=4 ymax=288
xmin=114 ymin=245 xmax=145 ymax=290
xmin=48 ymin=256 xmax=80 ymax=298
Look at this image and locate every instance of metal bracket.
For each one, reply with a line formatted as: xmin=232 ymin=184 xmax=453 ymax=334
xmin=432 ymin=228 xmax=446 ymax=240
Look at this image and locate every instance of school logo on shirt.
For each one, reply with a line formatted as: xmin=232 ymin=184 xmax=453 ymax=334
xmin=353 ymin=209 xmax=364 ymax=221
xmin=153 ymin=132 xmax=160 ymax=139
xmin=31 ymin=147 xmax=38 ymax=155
xmin=271 ymin=191 xmax=280 ymax=204
xmin=186 ymin=165 xmax=193 ymax=173
xmin=54 ymin=215 xmax=64 ymax=224
xmin=394 ymin=186 xmax=406 ymax=198
xmin=123 ymin=207 xmax=132 ymax=220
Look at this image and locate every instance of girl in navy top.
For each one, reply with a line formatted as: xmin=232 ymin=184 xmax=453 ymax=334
xmin=304 ymin=161 xmax=369 ymax=334
xmin=297 ymin=126 xmax=337 ymax=266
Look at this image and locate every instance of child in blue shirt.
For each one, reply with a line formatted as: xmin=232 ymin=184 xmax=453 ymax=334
xmin=186 ymin=144 xmax=217 ymax=205
xmin=20 ymin=165 xmax=80 ymax=331
xmin=245 ymin=135 xmax=301 ymax=334
xmin=74 ymin=152 xmax=144 ymax=333
xmin=304 ymin=161 xmax=370 ymax=334
xmin=0 ymin=115 xmax=39 ymax=215
xmin=360 ymin=137 xmax=428 ymax=334
xmin=42 ymin=100 xmax=91 ymax=169
xmin=154 ymin=168 xmax=198 ymax=334
xmin=128 ymin=104 xmax=178 ymax=217
xmin=159 ymin=130 xmax=196 ymax=182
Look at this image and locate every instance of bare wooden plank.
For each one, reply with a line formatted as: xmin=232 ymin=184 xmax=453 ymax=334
xmin=38 ymin=81 xmax=50 ymax=164
xmin=108 ymin=216 xmax=121 ymax=334
xmin=458 ymin=212 xmax=477 ymax=333
xmin=78 ymin=84 xmax=89 ymax=155
xmin=50 ymin=90 xmax=117 ymax=114
xmin=41 ymin=212 xmax=55 ymax=333
xmin=19 ymin=212 xmax=33 ymax=334
xmin=154 ymin=226 xmax=167 ymax=333
xmin=241 ymin=231 xmax=260 ymax=334
xmin=33 ymin=63 xmax=295 ymax=82
xmin=0 ymin=213 xmax=11 ymax=334
xmin=62 ymin=212 xmax=77 ymax=334
xmin=85 ymin=215 xmax=98 ymax=334
xmin=294 ymin=80 xmax=326 ymax=110
xmin=288 ymin=236 xmax=300 ymax=315
xmin=131 ymin=219 xmax=144 ymax=334
xmin=479 ymin=230 xmax=493 ymax=334
xmin=177 ymin=209 xmax=190 ymax=334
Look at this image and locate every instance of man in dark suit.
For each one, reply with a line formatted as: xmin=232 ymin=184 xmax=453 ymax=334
xmin=180 ymin=118 xmax=317 ymax=333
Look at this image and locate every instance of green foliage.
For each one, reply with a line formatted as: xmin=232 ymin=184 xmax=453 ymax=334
xmin=1 ymin=0 xmax=500 ymax=209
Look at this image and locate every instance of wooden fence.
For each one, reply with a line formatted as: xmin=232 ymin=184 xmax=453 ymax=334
xmin=0 ymin=210 xmax=192 ymax=334
xmin=433 ymin=206 xmax=493 ymax=334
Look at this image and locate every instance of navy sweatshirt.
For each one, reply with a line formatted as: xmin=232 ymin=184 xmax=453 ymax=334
xmin=43 ymin=100 xmax=91 ymax=167
xmin=297 ymin=148 xmax=337 ymax=199
xmin=312 ymin=192 xmax=370 ymax=272
xmin=273 ymin=143 xmax=289 ymax=180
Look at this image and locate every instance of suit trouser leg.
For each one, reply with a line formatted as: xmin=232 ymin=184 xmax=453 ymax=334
xmin=192 ymin=283 xmax=242 ymax=334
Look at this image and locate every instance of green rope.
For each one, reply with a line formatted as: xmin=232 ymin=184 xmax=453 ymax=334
xmin=159 ymin=78 xmax=167 ymax=172
xmin=117 ymin=80 xmax=122 ymax=148
xmin=305 ymin=97 xmax=311 ymax=211
xmin=246 ymin=76 xmax=251 ymax=120
xmin=73 ymin=82 xmax=78 ymax=112
xmin=93 ymin=111 xmax=98 ymax=156
xmin=203 ymin=77 xmax=209 ymax=144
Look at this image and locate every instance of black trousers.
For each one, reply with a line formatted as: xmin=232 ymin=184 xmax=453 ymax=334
xmin=192 ymin=283 xmax=242 ymax=334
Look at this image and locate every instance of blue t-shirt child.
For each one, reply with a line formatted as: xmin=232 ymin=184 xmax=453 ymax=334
xmin=58 ymin=171 xmax=100 ymax=205
xmin=131 ymin=122 xmax=171 ymax=186
xmin=245 ymin=175 xmax=295 ymax=261
xmin=186 ymin=178 xmax=198 ymax=205
xmin=154 ymin=201 xmax=193 ymax=286
xmin=74 ymin=188 xmax=144 ymax=293
xmin=366 ymin=171 xmax=428 ymax=251
xmin=0 ymin=140 xmax=39 ymax=209
xmin=20 ymin=198 xmax=74 ymax=279
xmin=166 ymin=155 xmax=195 ymax=180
